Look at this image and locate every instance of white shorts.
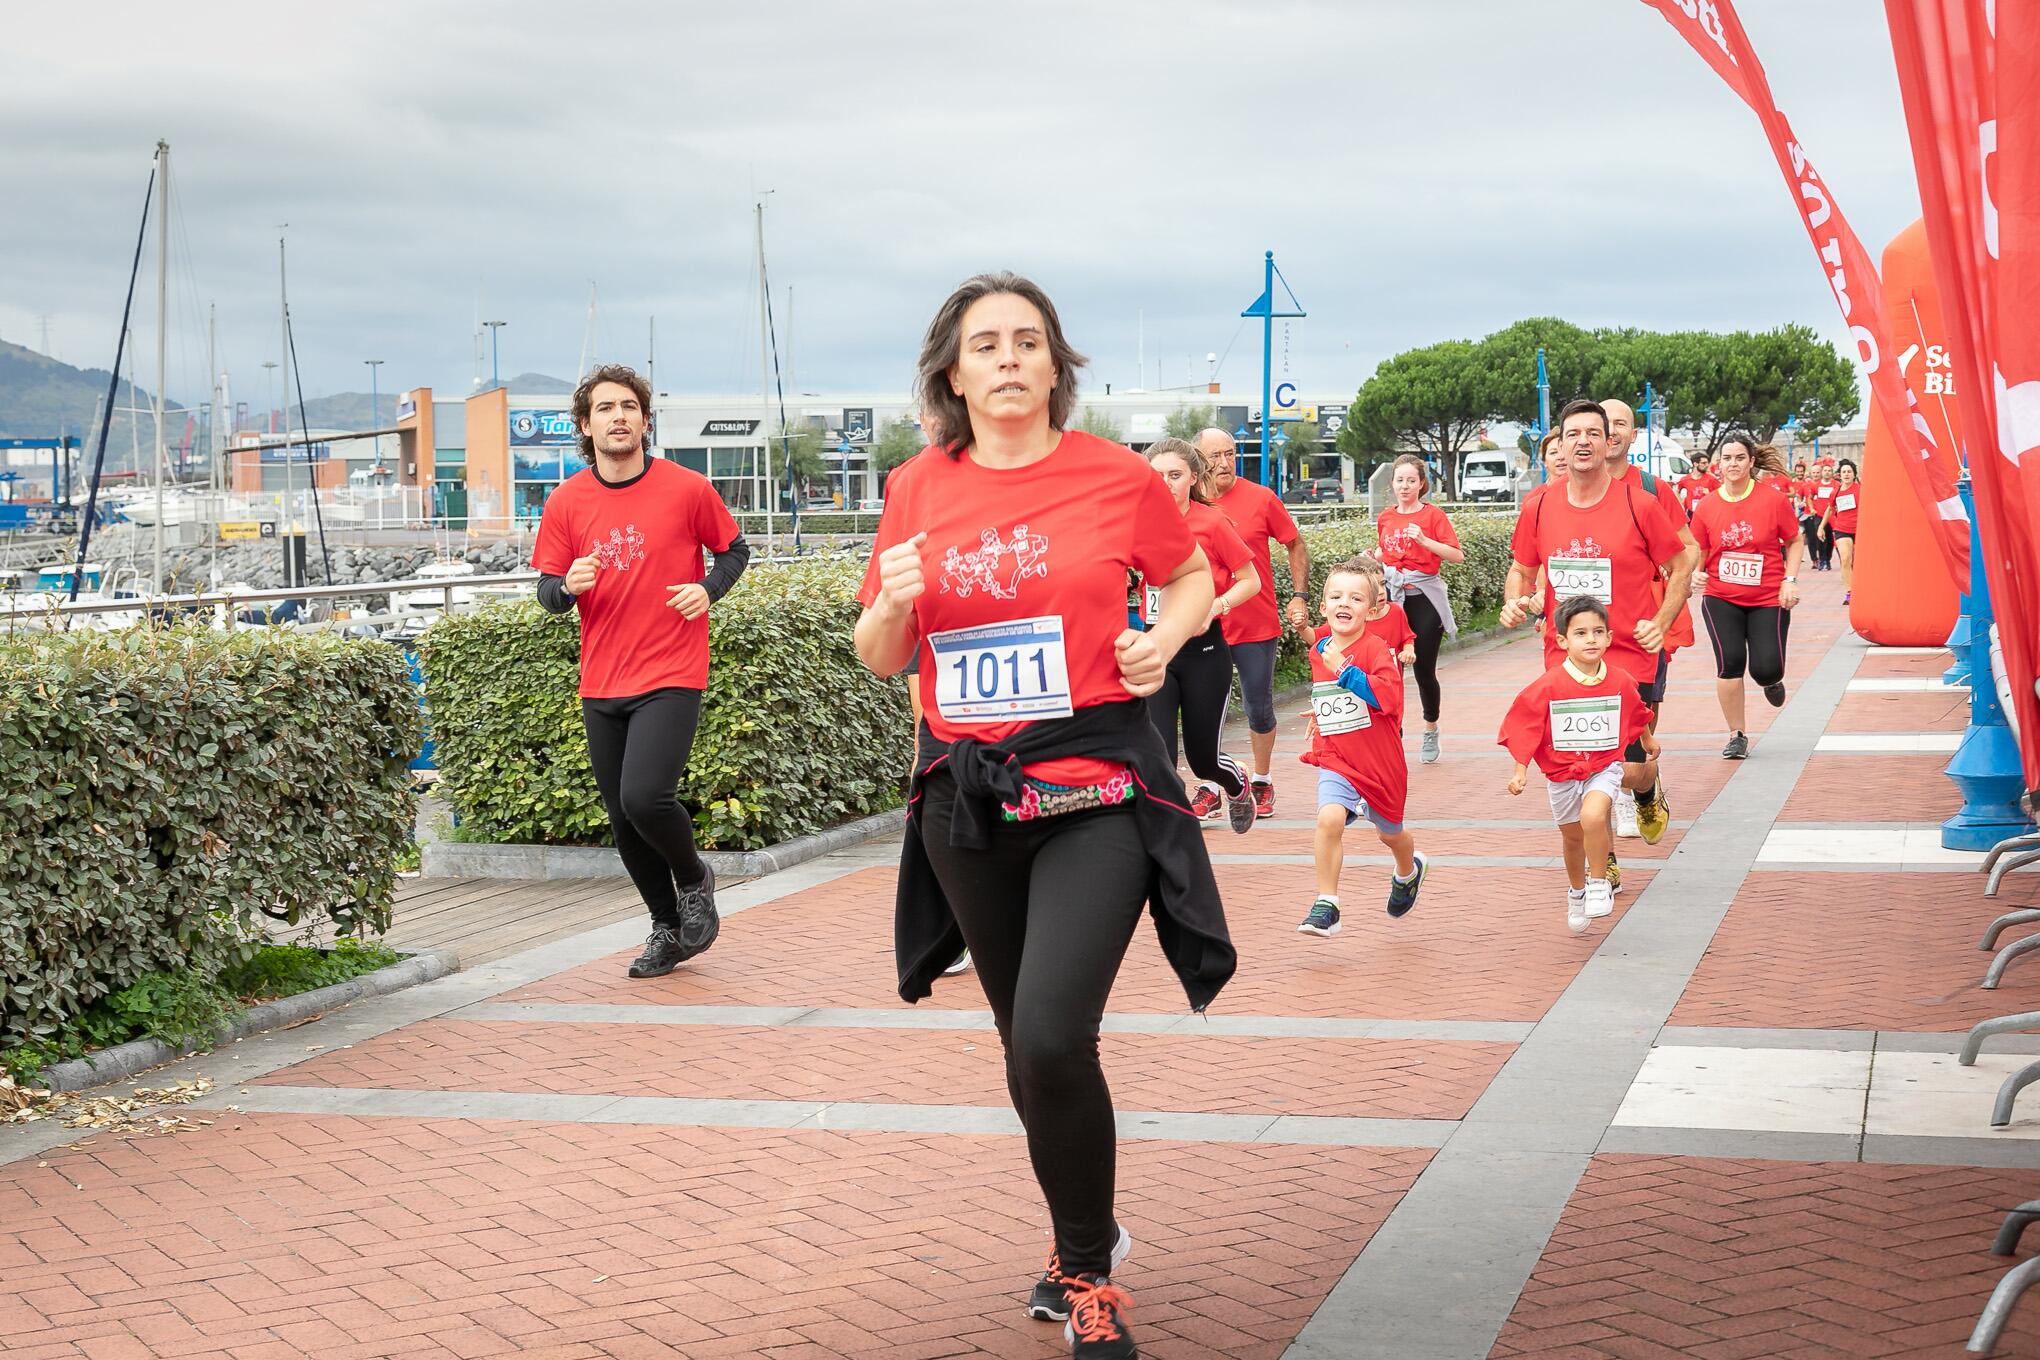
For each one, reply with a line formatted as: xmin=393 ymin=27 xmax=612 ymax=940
xmin=1546 ymin=762 xmax=1625 ymax=826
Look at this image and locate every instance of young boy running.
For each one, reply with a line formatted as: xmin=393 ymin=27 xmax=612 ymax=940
xmin=1499 ymin=596 xmax=1659 ymax=934
xmin=1355 ymin=558 xmax=1419 ymax=670
xmin=1297 ymin=559 xmax=1428 ymax=937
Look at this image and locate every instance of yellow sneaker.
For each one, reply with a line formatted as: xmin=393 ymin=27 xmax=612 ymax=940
xmin=1636 ymin=783 xmax=1671 ymax=845
xmin=1605 ymin=853 xmax=1623 ymax=894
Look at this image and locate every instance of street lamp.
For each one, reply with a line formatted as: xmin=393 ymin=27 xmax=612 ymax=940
xmin=261 ymin=360 xmax=278 ymax=434
xmin=364 ymin=359 xmax=384 ymax=475
xmin=838 ymin=437 xmax=853 ymax=508
xmin=483 ymin=321 xmax=506 ymax=391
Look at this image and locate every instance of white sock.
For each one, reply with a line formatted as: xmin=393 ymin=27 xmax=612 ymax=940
xmin=1393 ymin=862 xmax=1420 ymax=884
xmin=1199 ymin=780 xmax=1223 ymax=796
xmin=1251 ymin=774 xmax=1272 ymax=786
xmin=1316 ymin=894 xmax=1340 ymax=908
xmin=1568 ymin=886 xmax=1587 ymax=898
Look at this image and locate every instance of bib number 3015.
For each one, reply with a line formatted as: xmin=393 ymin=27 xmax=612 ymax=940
xmin=1716 ymin=552 xmax=1763 ymax=587
xmin=929 ymin=615 xmax=1074 ymax=723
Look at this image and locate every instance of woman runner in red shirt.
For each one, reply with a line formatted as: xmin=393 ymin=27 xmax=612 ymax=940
xmin=1374 ymin=453 xmax=1462 ymax=763
xmin=1690 ymin=436 xmax=1803 ymax=759
xmin=1140 ymin=437 xmax=1260 ymax=832
xmin=856 ymin=272 xmax=1232 ymax=1360
xmin=1819 ymin=458 xmax=1863 ymax=604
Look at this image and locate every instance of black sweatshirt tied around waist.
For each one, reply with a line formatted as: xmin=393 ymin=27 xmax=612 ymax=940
xmin=893 ymin=699 xmax=1238 ymax=1012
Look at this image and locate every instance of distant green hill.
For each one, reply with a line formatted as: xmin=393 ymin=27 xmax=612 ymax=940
xmin=0 ymin=338 xmax=185 ymax=473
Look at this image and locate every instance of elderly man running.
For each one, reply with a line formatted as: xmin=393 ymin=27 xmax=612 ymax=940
xmin=1196 ymin=426 xmax=1312 ymax=818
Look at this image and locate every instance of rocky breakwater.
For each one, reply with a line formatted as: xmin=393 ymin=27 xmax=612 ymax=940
xmin=162 ymin=540 xmax=530 ymax=594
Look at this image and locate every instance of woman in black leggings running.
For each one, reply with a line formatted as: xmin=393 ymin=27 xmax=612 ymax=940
xmin=856 ymin=272 xmax=1234 ymax=1360
xmin=1373 ymin=453 xmax=1462 ymax=763
xmin=1689 ymin=436 xmax=1803 ymax=759
xmin=1141 ymin=438 xmax=1261 ymax=833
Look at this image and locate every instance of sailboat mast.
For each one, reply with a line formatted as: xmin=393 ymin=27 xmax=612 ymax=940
xmin=153 ymin=140 xmax=168 ymax=595
xmin=207 ymin=302 xmax=218 ymax=583
xmin=756 ymin=197 xmax=775 ymax=551
xmin=278 ymin=228 xmax=294 ymax=588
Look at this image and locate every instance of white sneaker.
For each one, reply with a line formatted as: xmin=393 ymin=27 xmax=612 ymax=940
xmin=1614 ymin=787 xmax=1640 ymax=839
xmin=1566 ymin=888 xmax=1588 ymax=934
xmin=1584 ymin=880 xmax=1613 ymax=919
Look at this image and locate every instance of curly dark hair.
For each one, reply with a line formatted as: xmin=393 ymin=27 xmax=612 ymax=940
xmin=571 ymin=363 xmax=654 ymax=463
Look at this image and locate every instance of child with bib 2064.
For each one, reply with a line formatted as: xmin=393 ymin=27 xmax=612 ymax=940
xmin=1295 ymin=558 xmax=1428 ymax=938
xmin=1498 ymin=596 xmax=1659 ymax=935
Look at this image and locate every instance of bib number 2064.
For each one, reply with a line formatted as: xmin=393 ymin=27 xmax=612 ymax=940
xmin=928 ymin=615 xmax=1074 ymax=723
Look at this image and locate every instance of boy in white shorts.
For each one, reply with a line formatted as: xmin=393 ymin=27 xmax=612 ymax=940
xmin=1499 ymin=596 xmax=1657 ymax=933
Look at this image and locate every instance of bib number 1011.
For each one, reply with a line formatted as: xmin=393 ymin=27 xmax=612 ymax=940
xmin=927 ymin=615 xmax=1075 ymax=723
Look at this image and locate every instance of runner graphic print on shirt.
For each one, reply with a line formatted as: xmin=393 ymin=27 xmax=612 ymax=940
xmin=593 ymin=524 xmax=647 ymax=572
xmin=940 ymin=525 xmax=1051 ymax=600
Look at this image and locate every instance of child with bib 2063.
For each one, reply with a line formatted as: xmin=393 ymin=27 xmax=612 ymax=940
xmin=1295 ymin=559 xmax=1428 ymax=938
xmin=1498 ymin=595 xmax=1658 ymax=935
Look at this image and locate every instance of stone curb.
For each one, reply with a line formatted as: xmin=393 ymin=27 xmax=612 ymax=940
xmin=35 ymin=948 xmax=461 ymax=1094
xmin=420 ymin=808 xmax=904 ymax=881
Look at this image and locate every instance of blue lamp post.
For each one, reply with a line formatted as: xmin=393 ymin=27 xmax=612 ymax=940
xmin=1234 ymin=425 xmax=1255 ymax=485
xmin=838 ymin=436 xmax=853 ymax=509
xmin=1530 ymin=347 xmax=1551 ymax=485
xmin=1942 ymin=474 xmax=2037 ymax=849
xmin=1240 ymin=251 xmax=1305 ymax=495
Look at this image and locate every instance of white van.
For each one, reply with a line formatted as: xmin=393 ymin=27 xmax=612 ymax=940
xmin=1459 ymin=453 xmax=1515 ymax=502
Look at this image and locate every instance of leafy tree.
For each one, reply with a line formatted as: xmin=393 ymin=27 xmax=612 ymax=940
xmin=771 ymin=427 xmax=829 ymax=492
xmin=1600 ymin=325 xmax=1859 ymax=459
xmin=871 ymin=416 xmax=926 ymax=473
xmin=1276 ymin=419 xmax=1322 ymax=486
xmin=1075 ymin=407 xmax=1126 ymax=444
xmin=1479 ymin=317 xmax=1600 ymax=429
xmin=1341 ymin=339 xmax=1495 ymax=497
xmin=1164 ymin=403 xmax=1219 ymax=441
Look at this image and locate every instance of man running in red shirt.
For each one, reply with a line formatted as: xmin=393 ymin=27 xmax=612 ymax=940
xmin=1502 ymin=398 xmax=1697 ymax=849
xmin=1196 ymin=426 xmax=1312 ymax=817
xmin=532 ymin=364 xmax=750 ymax=979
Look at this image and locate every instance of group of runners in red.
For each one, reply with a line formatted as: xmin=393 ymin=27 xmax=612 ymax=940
xmin=529 ymin=274 xmax=1841 ymax=1358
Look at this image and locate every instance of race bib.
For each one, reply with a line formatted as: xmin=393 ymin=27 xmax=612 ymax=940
xmin=1835 ymin=494 xmax=1857 ymax=512
xmin=1550 ymin=695 xmax=1622 ymax=753
xmin=1311 ymin=681 xmax=1371 ymax=736
xmin=1548 ymin=556 xmax=1613 ymax=605
xmin=1717 ymin=552 xmax=1764 ymax=587
xmin=1142 ymin=585 xmax=1162 ymax=625
xmin=928 ymin=615 xmax=1074 ymax=724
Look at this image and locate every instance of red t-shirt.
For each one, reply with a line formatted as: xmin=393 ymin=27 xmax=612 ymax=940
xmin=1677 ymin=472 xmax=1717 ymax=513
xmin=1827 ymin=482 xmax=1862 ymax=534
xmin=1213 ymin=478 xmax=1301 ymax=645
xmin=1510 ymin=474 xmax=1687 ymax=688
xmin=530 ymin=458 xmax=741 ymax=698
xmin=1132 ymin=499 xmax=1252 ymax=627
xmin=857 ymin=431 xmax=1197 ymax=785
xmin=1363 ymin=601 xmax=1416 ymax=657
xmin=1498 ymin=660 xmax=1654 ymax=785
xmin=1808 ymin=478 xmax=1839 ymax=517
xmin=1376 ymin=502 xmax=1459 ymax=575
xmin=1299 ymin=629 xmax=1407 ymax=825
xmin=1613 ymin=463 xmax=1694 ymax=654
xmin=1691 ymin=483 xmax=1802 ymax=607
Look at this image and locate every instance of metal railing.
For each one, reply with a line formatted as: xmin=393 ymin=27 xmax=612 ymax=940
xmin=0 ymin=571 xmax=540 ymax=630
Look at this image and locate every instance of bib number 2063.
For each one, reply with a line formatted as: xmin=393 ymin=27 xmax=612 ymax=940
xmin=928 ymin=615 xmax=1074 ymax=723
xmin=1548 ymin=556 xmax=1613 ymax=605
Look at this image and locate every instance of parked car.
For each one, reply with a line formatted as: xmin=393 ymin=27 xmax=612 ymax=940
xmin=854 ymin=498 xmax=885 ymax=512
xmin=1280 ymin=478 xmax=1346 ymax=505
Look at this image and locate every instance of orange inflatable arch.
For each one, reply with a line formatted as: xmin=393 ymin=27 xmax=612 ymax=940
xmin=1851 ymin=218 xmax=1963 ymax=645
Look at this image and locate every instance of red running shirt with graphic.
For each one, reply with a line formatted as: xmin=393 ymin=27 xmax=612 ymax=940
xmin=531 ymin=458 xmax=741 ymax=698
xmin=1690 ymin=483 xmax=1803 ymax=608
xmin=1376 ymin=502 xmax=1459 ymax=575
xmin=1497 ymin=660 xmax=1654 ymax=785
xmin=859 ymin=432 xmax=1197 ymax=785
xmin=1213 ymin=478 xmax=1301 ymax=645
xmin=1509 ymin=476 xmax=1687 ymax=688
xmin=1300 ymin=628 xmax=1408 ymax=826
xmin=1363 ymin=601 xmax=1416 ymax=657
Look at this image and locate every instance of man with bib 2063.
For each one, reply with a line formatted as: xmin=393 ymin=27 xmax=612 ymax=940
xmin=1500 ymin=398 xmax=1697 ymax=856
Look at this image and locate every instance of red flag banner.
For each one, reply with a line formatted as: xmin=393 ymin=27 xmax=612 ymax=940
xmin=1887 ymin=0 xmax=2040 ymax=790
xmin=1639 ymin=0 xmax=1972 ymax=588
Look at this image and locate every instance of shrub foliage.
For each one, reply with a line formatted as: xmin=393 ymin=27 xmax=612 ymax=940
xmin=0 ymin=627 xmax=420 ymax=1045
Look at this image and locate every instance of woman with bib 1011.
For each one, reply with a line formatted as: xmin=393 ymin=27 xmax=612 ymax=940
xmin=854 ymin=272 xmax=1235 ymax=1360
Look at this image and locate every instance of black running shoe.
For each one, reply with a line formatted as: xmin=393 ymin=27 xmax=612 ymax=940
xmin=1063 ymin=1274 xmax=1137 ymax=1359
xmin=675 ymin=863 xmax=720 ymax=960
xmin=627 ymin=926 xmax=688 ymax=979
xmin=1763 ymin=681 xmax=1787 ymax=708
xmin=1386 ymin=852 xmax=1428 ymax=918
xmin=1722 ymin=732 xmax=1749 ymax=760
xmin=1027 ymin=1224 xmax=1131 ymax=1322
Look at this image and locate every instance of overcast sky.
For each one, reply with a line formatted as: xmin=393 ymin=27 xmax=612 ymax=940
xmin=2 ymin=1 xmax=1921 ymax=415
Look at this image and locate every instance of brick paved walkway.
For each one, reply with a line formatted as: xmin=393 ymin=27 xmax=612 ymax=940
xmin=5 ymin=566 xmax=2040 ymax=1359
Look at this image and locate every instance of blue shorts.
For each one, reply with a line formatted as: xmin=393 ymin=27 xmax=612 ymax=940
xmin=1317 ymin=769 xmax=1403 ymax=835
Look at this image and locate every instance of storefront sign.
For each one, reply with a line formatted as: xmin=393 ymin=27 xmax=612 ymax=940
xmin=701 ymin=419 xmax=761 ymax=437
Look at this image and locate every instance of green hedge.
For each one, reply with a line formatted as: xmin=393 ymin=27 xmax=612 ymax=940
xmin=416 ymin=558 xmax=914 ymax=852
xmin=0 ymin=627 xmax=420 ymax=1045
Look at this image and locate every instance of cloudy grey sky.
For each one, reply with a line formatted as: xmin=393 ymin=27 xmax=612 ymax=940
xmin=3 ymin=1 xmax=1920 ymax=414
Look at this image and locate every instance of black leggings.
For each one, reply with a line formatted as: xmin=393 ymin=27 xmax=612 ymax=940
xmin=918 ymin=774 xmax=1149 ymax=1277
xmin=1801 ymin=516 xmax=1832 ymax=568
xmin=1402 ymin=591 xmax=1446 ymax=724
xmin=1700 ymin=595 xmax=1791 ymax=684
xmin=1146 ymin=623 xmax=1243 ymax=793
xmin=582 ymin=687 xmax=708 ymax=925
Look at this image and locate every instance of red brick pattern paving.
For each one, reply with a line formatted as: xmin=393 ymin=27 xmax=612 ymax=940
xmin=1829 ymin=690 xmax=1970 ymax=734
xmin=1780 ymin=754 xmax=1964 ymax=825
xmin=1490 ymin=1154 xmax=2040 ymax=1358
xmin=1859 ymin=651 xmax=1956 ymax=679
xmin=0 ymin=1114 xmax=1431 ymax=1360
xmin=507 ymin=863 xmax=1646 ymax=1022
xmin=1671 ymin=872 xmax=2040 ymax=1032
xmin=256 ymin=1020 xmax=1514 ymax=1121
